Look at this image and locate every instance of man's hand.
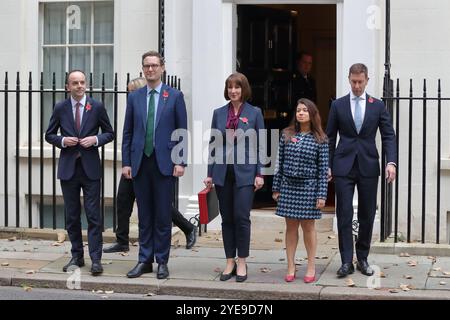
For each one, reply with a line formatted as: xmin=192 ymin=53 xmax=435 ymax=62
xmin=316 ymin=199 xmax=326 ymax=209
xmin=122 ymin=166 xmax=132 ymax=179
xmin=272 ymin=192 xmax=280 ymax=202
xmin=64 ymin=137 xmax=79 ymax=147
xmin=327 ymin=168 xmax=333 ymax=182
xmin=203 ymin=177 xmax=213 ymax=188
xmin=79 ymin=136 xmax=97 ymax=148
xmin=386 ymin=164 xmax=396 ymax=183
xmin=254 ymin=176 xmax=264 ymax=191
xmin=173 ymin=165 xmax=185 ymax=177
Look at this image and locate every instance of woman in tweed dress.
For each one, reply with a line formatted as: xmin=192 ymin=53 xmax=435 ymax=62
xmin=272 ymin=98 xmax=328 ymax=283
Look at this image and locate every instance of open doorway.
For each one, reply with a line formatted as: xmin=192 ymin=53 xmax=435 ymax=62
xmin=236 ymin=3 xmax=336 ymax=212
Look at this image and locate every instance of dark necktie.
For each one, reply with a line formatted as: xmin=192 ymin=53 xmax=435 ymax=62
xmin=75 ymin=102 xmax=81 ymax=133
xmin=144 ymin=90 xmax=156 ymax=157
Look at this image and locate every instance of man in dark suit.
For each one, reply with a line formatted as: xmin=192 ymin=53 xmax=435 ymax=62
xmin=122 ymin=51 xmax=188 ymax=279
xmin=292 ymin=52 xmax=317 ymax=104
xmin=326 ymin=63 xmax=397 ymax=278
xmin=45 ymin=70 xmax=114 ymax=276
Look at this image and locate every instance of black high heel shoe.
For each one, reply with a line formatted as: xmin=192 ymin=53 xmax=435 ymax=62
xmin=235 ymin=264 xmax=248 ymax=282
xmin=220 ymin=263 xmax=237 ymax=281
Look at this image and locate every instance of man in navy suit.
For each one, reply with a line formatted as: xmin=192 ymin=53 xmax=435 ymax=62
xmin=326 ymin=63 xmax=397 ymax=278
xmin=122 ymin=51 xmax=188 ymax=279
xmin=45 ymin=70 xmax=114 ymax=276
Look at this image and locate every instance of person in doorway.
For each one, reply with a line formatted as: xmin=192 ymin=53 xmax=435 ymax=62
xmin=45 ymin=70 xmax=114 ymax=276
xmin=326 ymin=63 xmax=397 ymax=278
xmin=272 ymin=98 xmax=328 ymax=283
xmin=203 ymin=72 xmax=265 ymax=283
xmin=122 ymin=51 xmax=188 ymax=279
xmin=103 ymin=77 xmax=196 ymax=255
xmin=292 ymin=52 xmax=317 ymax=104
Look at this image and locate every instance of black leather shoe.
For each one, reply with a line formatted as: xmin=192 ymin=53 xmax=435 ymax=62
xmin=356 ymin=260 xmax=374 ymax=276
xmin=103 ymin=242 xmax=129 ymax=253
xmin=62 ymin=257 xmax=85 ymax=272
xmin=157 ymin=263 xmax=169 ymax=279
xmin=336 ymin=263 xmax=355 ymax=278
xmin=236 ymin=264 xmax=248 ymax=283
xmin=90 ymin=261 xmax=103 ymax=276
xmin=185 ymin=228 xmax=197 ymax=249
xmin=126 ymin=262 xmax=153 ymax=278
xmin=220 ymin=263 xmax=237 ymax=281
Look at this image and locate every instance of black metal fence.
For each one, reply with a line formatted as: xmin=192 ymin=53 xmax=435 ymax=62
xmin=382 ymin=78 xmax=448 ymax=244
xmin=0 ymin=71 xmax=180 ymax=231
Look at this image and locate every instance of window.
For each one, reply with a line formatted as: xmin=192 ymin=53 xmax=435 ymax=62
xmin=41 ymin=1 xmax=114 ymax=131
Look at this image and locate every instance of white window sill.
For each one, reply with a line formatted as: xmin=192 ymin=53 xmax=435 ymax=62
xmin=18 ymin=145 xmax=122 ymax=162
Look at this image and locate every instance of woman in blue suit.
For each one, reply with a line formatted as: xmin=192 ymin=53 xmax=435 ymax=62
xmin=204 ymin=72 xmax=265 ymax=282
xmin=272 ymin=98 xmax=328 ymax=283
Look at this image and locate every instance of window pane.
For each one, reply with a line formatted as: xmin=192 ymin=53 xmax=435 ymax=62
xmin=93 ymin=47 xmax=114 ymax=88
xmin=94 ymin=2 xmax=114 ymax=44
xmin=69 ymin=47 xmax=91 ymax=75
xmin=44 ymin=3 xmax=66 ymax=44
xmin=68 ymin=2 xmax=91 ymax=44
xmin=43 ymin=47 xmax=66 ymax=88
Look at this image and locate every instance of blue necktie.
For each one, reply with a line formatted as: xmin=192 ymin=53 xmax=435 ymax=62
xmin=144 ymin=90 xmax=156 ymax=157
xmin=354 ymin=97 xmax=363 ymax=133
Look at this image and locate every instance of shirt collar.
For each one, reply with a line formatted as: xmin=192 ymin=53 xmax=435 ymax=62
xmin=350 ymin=91 xmax=366 ymax=101
xmin=71 ymin=95 xmax=87 ymax=107
xmin=147 ymin=82 xmax=163 ymax=95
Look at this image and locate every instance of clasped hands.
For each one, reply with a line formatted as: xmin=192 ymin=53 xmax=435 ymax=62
xmin=64 ymin=136 xmax=97 ymax=148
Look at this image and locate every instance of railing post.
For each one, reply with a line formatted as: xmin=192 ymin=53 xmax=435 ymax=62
xmin=16 ymin=72 xmax=20 ymax=227
xmin=4 ymin=72 xmax=8 ymax=227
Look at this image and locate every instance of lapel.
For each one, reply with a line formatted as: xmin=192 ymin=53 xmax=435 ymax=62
xmin=64 ymin=99 xmax=77 ymax=135
xmin=344 ymin=94 xmax=358 ymax=133
xmin=155 ymin=84 xmax=168 ymax=129
xmin=236 ymin=103 xmax=250 ymax=131
xmin=79 ymin=97 xmax=92 ymax=134
xmin=359 ymin=93 xmax=373 ymax=133
xmin=139 ymin=86 xmax=148 ymax=130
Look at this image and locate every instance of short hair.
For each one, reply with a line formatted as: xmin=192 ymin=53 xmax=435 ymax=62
xmin=142 ymin=51 xmax=165 ymax=66
xmin=297 ymin=51 xmax=312 ymax=61
xmin=66 ymin=70 xmax=86 ymax=84
xmin=223 ymin=72 xmax=252 ymax=102
xmin=349 ymin=63 xmax=368 ymax=78
xmin=127 ymin=77 xmax=147 ymax=92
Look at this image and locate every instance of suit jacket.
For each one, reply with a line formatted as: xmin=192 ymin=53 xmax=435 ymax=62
xmin=292 ymin=73 xmax=317 ymax=104
xmin=122 ymin=83 xmax=188 ymax=177
xmin=207 ymin=102 xmax=265 ymax=187
xmin=326 ymin=93 xmax=397 ymax=177
xmin=45 ymin=97 xmax=114 ymax=180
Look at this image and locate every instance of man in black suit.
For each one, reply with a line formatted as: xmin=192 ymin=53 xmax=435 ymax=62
xmin=45 ymin=70 xmax=114 ymax=276
xmin=326 ymin=63 xmax=397 ymax=278
xmin=292 ymin=52 xmax=317 ymax=104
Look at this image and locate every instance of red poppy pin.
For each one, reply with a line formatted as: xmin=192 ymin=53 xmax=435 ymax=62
xmin=85 ymin=103 xmax=92 ymax=111
xmin=368 ymin=96 xmax=374 ymax=104
xmin=291 ymin=137 xmax=298 ymax=143
xmin=163 ymin=90 xmax=169 ymax=100
xmin=240 ymin=117 xmax=248 ymax=124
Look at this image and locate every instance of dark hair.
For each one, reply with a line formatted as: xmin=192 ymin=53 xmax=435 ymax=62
xmin=223 ymin=72 xmax=252 ymax=102
xmin=283 ymin=98 xmax=327 ymax=144
xmin=142 ymin=51 xmax=165 ymax=66
xmin=348 ymin=63 xmax=368 ymax=78
xmin=296 ymin=51 xmax=312 ymax=61
xmin=66 ymin=70 xmax=86 ymax=84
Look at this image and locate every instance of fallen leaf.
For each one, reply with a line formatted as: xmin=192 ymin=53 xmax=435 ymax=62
xmin=320 ymin=256 xmax=329 ymax=259
xmin=1 ymin=262 xmax=10 ymax=266
xmin=57 ymin=232 xmax=65 ymax=243
xmin=105 ymin=290 xmax=114 ymax=294
xmin=399 ymin=284 xmax=410 ymax=292
xmin=379 ymin=272 xmax=386 ymax=278
xmin=345 ymin=278 xmax=355 ymax=287
xmin=433 ymin=267 xmax=442 ymax=271
xmin=403 ymin=275 xmax=413 ymax=279
xmin=260 ymin=267 xmax=271 ymax=273
xmin=442 ymin=271 xmax=450 ymax=276
xmin=279 ymin=258 xmax=285 ymax=262
xmin=279 ymin=231 xmax=283 ymax=234
xmin=24 ymin=242 xmax=30 ymax=246
xmin=213 ymin=267 xmax=221 ymax=273
xmin=52 ymin=242 xmax=62 ymax=247
xmin=191 ymin=249 xmax=199 ymax=252
xmin=332 ymin=247 xmax=339 ymax=250
xmin=427 ymin=256 xmax=436 ymax=260
xmin=102 ymin=260 xmax=113 ymax=265
xmin=8 ymin=237 xmax=17 ymax=242
xmin=399 ymin=252 xmax=410 ymax=257
xmin=95 ymin=290 xmax=104 ymax=294
xmin=120 ymin=252 xmax=129 ymax=256
xmin=274 ymin=238 xmax=283 ymax=243
xmin=23 ymin=286 xmax=32 ymax=292
xmin=328 ymin=235 xmax=336 ymax=239
xmin=146 ymin=292 xmax=156 ymax=297
xmin=407 ymin=260 xmax=417 ymax=267
xmin=26 ymin=270 xmax=35 ymax=275
xmin=389 ymin=289 xmax=399 ymax=293
xmin=383 ymin=266 xmax=390 ymax=270
xmin=439 ymin=281 xmax=447 ymax=285
xmin=132 ymin=242 xmax=139 ymax=247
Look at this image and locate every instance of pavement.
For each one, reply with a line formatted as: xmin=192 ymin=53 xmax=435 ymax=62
xmin=1 ymin=210 xmax=450 ymax=300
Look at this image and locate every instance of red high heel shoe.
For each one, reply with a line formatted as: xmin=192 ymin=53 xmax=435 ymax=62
xmin=303 ymin=273 xmax=316 ymax=283
xmin=284 ymin=272 xmax=296 ymax=282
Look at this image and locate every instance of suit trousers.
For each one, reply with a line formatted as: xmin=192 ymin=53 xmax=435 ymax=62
xmin=60 ymin=159 xmax=102 ymax=262
xmin=334 ymin=158 xmax=378 ymax=264
xmin=115 ymin=176 xmax=193 ymax=245
xmin=215 ymin=165 xmax=254 ymax=259
xmin=133 ymin=153 xmax=174 ymax=264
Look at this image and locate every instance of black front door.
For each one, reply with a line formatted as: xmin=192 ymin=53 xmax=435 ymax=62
xmin=237 ymin=5 xmax=297 ymax=206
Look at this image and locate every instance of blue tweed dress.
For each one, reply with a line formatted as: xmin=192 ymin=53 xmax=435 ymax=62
xmin=272 ymin=132 xmax=328 ymax=219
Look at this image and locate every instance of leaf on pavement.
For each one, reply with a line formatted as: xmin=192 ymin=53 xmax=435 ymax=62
xmin=403 ymin=275 xmax=413 ymax=279
xmin=145 ymin=292 xmax=156 ymax=296
xmin=57 ymin=232 xmax=66 ymax=243
xmin=345 ymin=278 xmax=355 ymax=287
xmin=399 ymin=252 xmax=410 ymax=257
xmin=1 ymin=262 xmax=9 ymax=267
xmin=213 ymin=267 xmax=222 ymax=273
xmin=328 ymin=235 xmax=336 ymax=239
xmin=442 ymin=271 xmax=450 ymax=276
xmin=52 ymin=242 xmax=62 ymax=247
xmin=407 ymin=260 xmax=417 ymax=267
xmin=433 ymin=267 xmax=442 ymax=271
xmin=105 ymin=290 xmax=114 ymax=294
xmin=26 ymin=270 xmax=35 ymax=274
xmin=260 ymin=267 xmax=271 ymax=273
xmin=439 ymin=281 xmax=447 ymax=285
xmin=103 ymin=260 xmax=113 ymax=265
xmin=279 ymin=258 xmax=285 ymax=262
xmin=389 ymin=289 xmax=399 ymax=293
xmin=95 ymin=290 xmax=104 ymax=294
xmin=8 ymin=237 xmax=17 ymax=242
xmin=274 ymin=238 xmax=283 ymax=243
xmin=23 ymin=286 xmax=33 ymax=292
xmin=379 ymin=271 xmax=386 ymax=278
xmin=320 ymin=256 xmax=329 ymax=259
xmin=132 ymin=242 xmax=139 ymax=247
xmin=119 ymin=252 xmax=129 ymax=256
